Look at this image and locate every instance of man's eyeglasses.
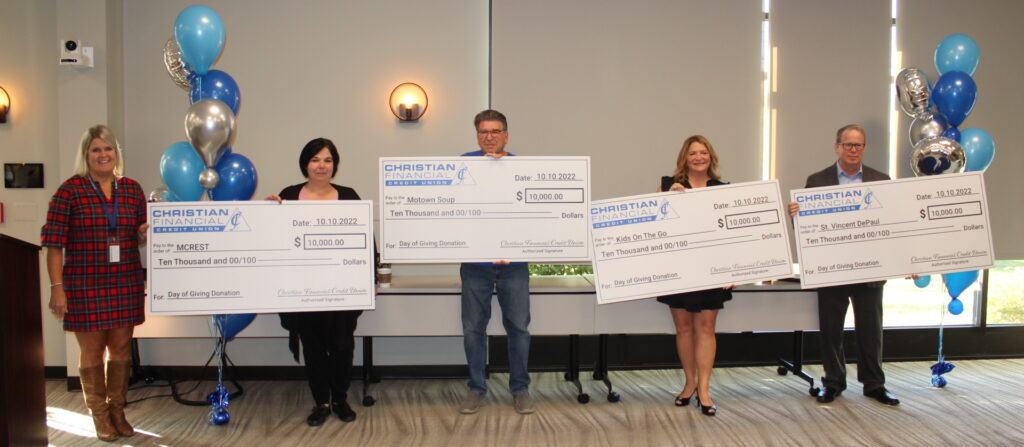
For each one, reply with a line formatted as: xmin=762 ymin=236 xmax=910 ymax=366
xmin=840 ymin=143 xmax=865 ymax=151
xmin=477 ymin=129 xmax=505 ymax=136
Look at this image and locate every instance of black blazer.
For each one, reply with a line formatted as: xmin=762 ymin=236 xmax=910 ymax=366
xmin=279 ymin=182 xmax=361 ymax=201
xmin=804 ymin=163 xmax=890 ymax=287
xmin=805 ymin=163 xmax=889 ymax=188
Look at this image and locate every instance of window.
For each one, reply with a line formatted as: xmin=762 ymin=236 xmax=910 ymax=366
xmin=528 ymin=264 xmax=593 ymax=276
xmin=986 ymin=260 xmax=1024 ymax=325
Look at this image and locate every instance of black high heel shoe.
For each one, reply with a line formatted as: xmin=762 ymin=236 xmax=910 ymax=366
xmin=696 ymin=395 xmax=717 ymax=416
xmin=674 ymin=389 xmax=696 ymax=407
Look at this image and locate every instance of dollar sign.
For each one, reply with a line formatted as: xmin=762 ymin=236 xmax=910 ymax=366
xmin=294 ymin=236 xmax=301 ymax=248
xmin=516 ymin=191 xmax=523 ymax=201
xmin=717 ymin=218 xmax=724 ymax=228
xmin=920 ymin=209 xmax=926 ymax=219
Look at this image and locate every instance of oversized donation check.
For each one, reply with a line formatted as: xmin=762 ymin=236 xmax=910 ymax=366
xmin=379 ymin=156 xmax=591 ymax=262
xmin=147 ymin=201 xmax=375 ymax=315
xmin=791 ymin=171 xmax=993 ymax=288
xmin=590 ymin=180 xmax=794 ymax=304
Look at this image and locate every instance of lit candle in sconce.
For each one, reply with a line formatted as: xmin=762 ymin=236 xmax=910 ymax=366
xmin=0 ymin=86 xmax=9 ymax=123
xmin=389 ymin=83 xmax=427 ymax=121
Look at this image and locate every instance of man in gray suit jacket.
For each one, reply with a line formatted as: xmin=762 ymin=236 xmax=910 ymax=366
xmin=789 ymin=124 xmax=900 ymax=406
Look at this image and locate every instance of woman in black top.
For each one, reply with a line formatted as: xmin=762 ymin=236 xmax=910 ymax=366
xmin=267 ymin=138 xmax=374 ymax=426
xmin=656 ymin=135 xmax=732 ymax=416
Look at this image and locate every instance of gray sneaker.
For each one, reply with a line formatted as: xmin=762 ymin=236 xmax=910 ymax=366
xmin=459 ymin=391 xmax=484 ymax=414
xmin=513 ymin=391 xmax=535 ymax=414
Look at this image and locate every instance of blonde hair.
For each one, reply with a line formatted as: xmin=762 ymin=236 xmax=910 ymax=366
xmin=73 ymin=124 xmax=124 ymax=177
xmin=672 ymin=135 xmax=721 ymax=183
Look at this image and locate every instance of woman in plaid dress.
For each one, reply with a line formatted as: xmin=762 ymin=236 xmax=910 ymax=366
xmin=42 ymin=125 xmax=148 ymax=441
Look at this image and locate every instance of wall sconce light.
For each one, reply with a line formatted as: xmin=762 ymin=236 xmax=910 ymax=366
xmin=0 ymin=86 xmax=10 ymax=123
xmin=389 ymin=83 xmax=427 ymax=121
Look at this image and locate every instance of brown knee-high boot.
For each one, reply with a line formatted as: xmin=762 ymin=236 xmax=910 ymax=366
xmin=106 ymin=360 xmax=135 ymax=436
xmin=79 ymin=365 xmax=119 ymax=441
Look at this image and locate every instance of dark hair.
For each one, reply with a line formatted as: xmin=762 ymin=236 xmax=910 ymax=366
xmin=474 ymin=109 xmax=508 ymax=131
xmin=835 ymin=124 xmax=865 ymax=144
xmin=298 ymin=138 xmax=340 ymax=178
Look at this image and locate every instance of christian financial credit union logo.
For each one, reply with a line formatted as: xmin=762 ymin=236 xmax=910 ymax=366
xmin=383 ymin=162 xmax=476 ymax=186
xmin=590 ymin=198 xmax=679 ymax=229
xmin=151 ymin=207 xmax=252 ymax=233
xmin=796 ymin=188 xmax=882 ymax=216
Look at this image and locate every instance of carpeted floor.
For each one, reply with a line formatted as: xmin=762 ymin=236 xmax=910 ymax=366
xmin=44 ymin=358 xmax=1024 ymax=446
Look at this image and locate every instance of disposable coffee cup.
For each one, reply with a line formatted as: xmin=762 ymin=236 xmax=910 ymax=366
xmin=378 ymin=267 xmax=392 ymax=287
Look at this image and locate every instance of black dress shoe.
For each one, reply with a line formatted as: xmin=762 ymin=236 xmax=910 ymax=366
xmin=333 ymin=401 xmax=357 ymax=422
xmin=864 ymin=388 xmax=900 ymax=406
xmin=816 ymin=387 xmax=842 ymax=403
xmin=306 ymin=405 xmax=332 ymax=426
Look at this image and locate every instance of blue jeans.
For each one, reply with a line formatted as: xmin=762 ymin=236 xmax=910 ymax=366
xmin=460 ymin=263 xmax=531 ymax=394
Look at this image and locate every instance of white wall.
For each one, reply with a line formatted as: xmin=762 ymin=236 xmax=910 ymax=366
xmin=0 ymin=0 xmax=64 ymax=366
xmin=492 ymin=0 xmax=763 ymax=200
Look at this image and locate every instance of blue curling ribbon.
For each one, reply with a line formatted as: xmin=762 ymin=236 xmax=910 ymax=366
xmin=208 ymin=319 xmax=232 ymax=425
xmin=931 ymin=301 xmax=956 ymax=387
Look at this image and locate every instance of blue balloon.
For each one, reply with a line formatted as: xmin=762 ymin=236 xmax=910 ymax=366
xmin=935 ymin=34 xmax=980 ymax=76
xmin=163 ymin=188 xmax=182 ymax=202
xmin=209 ymin=152 xmax=258 ymax=201
xmin=948 ymin=298 xmax=964 ymax=315
xmin=213 ymin=314 xmax=256 ymax=341
xmin=174 ymin=6 xmax=225 ymax=75
xmin=960 ymin=128 xmax=995 ymax=172
xmin=942 ymin=270 xmax=979 ymax=299
xmin=941 ymin=126 xmax=960 ymax=142
xmin=913 ymin=275 xmax=931 ymax=288
xmin=932 ymin=71 xmax=977 ymax=127
xmin=191 ymin=70 xmax=241 ymax=116
xmin=160 ymin=142 xmax=205 ymax=201
xmin=209 ymin=409 xmax=230 ymax=425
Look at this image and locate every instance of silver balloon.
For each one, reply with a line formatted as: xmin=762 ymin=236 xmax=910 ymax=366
xmin=163 ymin=37 xmax=192 ymax=92
xmin=896 ymin=68 xmax=931 ymax=117
xmin=149 ymin=185 xmax=169 ymax=202
xmin=185 ymin=98 xmax=236 ymax=170
xmin=198 ymin=168 xmax=220 ymax=190
xmin=910 ymin=137 xmax=966 ymax=176
xmin=908 ymin=112 xmax=949 ymax=146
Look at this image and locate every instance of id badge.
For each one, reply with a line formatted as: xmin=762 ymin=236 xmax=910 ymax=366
xmin=108 ymin=234 xmax=121 ymax=263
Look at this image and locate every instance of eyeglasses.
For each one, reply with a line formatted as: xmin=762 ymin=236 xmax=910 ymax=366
xmin=477 ymin=129 xmax=505 ymax=136
xmin=840 ymin=143 xmax=865 ymax=151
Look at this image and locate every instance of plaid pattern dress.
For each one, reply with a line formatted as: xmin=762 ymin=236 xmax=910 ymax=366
xmin=41 ymin=176 xmax=147 ymax=332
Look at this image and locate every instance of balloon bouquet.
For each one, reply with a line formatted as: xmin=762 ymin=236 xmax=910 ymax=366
xmin=153 ymin=5 xmax=258 ymax=425
xmin=896 ymin=34 xmax=995 ymax=388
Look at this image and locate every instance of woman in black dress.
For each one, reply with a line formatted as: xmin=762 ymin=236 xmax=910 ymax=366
xmin=266 ymin=138 xmax=375 ymax=426
xmin=656 ymin=135 xmax=732 ymax=416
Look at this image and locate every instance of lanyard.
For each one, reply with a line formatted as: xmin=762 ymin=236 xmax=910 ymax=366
xmin=88 ymin=176 xmax=119 ymax=231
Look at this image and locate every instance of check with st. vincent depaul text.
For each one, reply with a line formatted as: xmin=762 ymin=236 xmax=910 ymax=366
xmin=147 ymin=200 xmax=375 ymax=315
xmin=379 ymin=156 xmax=591 ymax=263
xmin=791 ymin=171 xmax=993 ymax=288
xmin=591 ymin=180 xmax=794 ymax=304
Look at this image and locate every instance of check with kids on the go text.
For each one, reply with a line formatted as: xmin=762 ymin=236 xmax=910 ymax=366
xmin=589 ymin=180 xmax=795 ymax=304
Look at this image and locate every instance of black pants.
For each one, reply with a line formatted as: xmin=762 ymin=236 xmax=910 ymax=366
xmin=817 ymin=283 xmax=885 ymax=393
xmin=295 ymin=310 xmax=362 ymax=405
